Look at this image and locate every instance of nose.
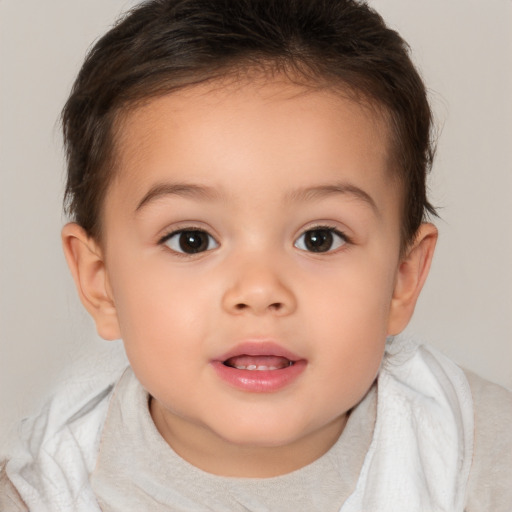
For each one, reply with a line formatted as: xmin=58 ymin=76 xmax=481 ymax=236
xmin=221 ymin=257 xmax=297 ymax=316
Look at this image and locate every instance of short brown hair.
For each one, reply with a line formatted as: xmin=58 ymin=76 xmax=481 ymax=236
xmin=62 ymin=0 xmax=436 ymax=247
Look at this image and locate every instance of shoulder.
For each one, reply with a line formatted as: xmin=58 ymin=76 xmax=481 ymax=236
xmin=464 ymin=369 xmax=512 ymax=512
xmin=0 ymin=461 xmax=29 ymax=512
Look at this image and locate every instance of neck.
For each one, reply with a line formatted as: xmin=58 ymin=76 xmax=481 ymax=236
xmin=150 ymin=398 xmax=348 ymax=478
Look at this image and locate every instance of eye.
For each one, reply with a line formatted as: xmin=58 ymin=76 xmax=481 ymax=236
xmin=161 ymin=229 xmax=219 ymax=254
xmin=294 ymin=227 xmax=347 ymax=253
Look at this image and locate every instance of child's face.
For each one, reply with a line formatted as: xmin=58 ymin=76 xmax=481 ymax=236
xmin=65 ymin=77 xmax=435 ymax=476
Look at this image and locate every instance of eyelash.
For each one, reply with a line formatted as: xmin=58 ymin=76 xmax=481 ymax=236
xmin=158 ymin=225 xmax=351 ymax=256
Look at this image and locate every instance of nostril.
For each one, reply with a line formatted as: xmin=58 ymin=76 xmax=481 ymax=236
xmin=233 ymin=302 xmax=282 ymax=312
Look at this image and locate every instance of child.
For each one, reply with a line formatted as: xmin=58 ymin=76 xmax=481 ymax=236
xmin=1 ymin=0 xmax=511 ymax=510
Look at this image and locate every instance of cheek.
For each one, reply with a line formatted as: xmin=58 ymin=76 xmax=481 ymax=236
xmin=110 ymin=267 xmax=211 ymax=397
xmin=108 ymin=253 xmax=226 ymax=369
xmin=308 ymin=254 xmax=396 ymax=329
xmin=302 ymin=253 xmax=396 ymax=378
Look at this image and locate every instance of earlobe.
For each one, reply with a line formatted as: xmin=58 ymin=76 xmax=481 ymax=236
xmin=387 ymin=223 xmax=438 ymax=335
xmin=61 ymin=223 xmax=121 ymax=341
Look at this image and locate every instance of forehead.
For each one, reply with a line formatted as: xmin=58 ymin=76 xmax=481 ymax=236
xmin=107 ymin=78 xmax=399 ymax=217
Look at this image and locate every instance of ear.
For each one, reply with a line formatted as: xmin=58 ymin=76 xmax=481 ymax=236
xmin=387 ymin=223 xmax=438 ymax=335
xmin=61 ymin=223 xmax=121 ymax=341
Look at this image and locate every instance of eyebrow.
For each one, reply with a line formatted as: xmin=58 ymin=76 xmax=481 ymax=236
xmin=286 ymin=183 xmax=379 ymax=215
xmin=135 ymin=180 xmax=379 ymax=215
xmin=135 ymin=182 xmax=219 ymax=212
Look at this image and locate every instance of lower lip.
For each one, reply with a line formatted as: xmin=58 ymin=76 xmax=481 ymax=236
xmin=211 ymin=360 xmax=307 ymax=393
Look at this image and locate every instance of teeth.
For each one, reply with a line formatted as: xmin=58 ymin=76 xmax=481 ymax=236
xmin=233 ymin=365 xmax=280 ymax=371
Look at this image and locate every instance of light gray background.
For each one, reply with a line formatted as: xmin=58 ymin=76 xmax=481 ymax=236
xmin=1 ymin=0 xmax=511 ymax=455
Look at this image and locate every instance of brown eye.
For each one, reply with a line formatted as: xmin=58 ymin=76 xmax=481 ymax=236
xmin=295 ymin=228 xmax=346 ymax=253
xmin=163 ymin=230 xmax=219 ymax=254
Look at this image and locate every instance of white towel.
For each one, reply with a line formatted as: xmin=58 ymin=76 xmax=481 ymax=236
xmin=342 ymin=337 xmax=474 ymax=511
xmin=6 ymin=341 xmax=127 ymax=512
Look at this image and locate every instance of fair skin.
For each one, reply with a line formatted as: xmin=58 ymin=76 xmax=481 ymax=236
xmin=62 ymin=78 xmax=437 ymax=478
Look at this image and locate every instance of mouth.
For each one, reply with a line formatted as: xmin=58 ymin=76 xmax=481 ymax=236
xmin=212 ymin=341 xmax=306 ymax=392
xmin=216 ymin=341 xmax=301 ymax=369
xmin=223 ymin=355 xmax=295 ymax=371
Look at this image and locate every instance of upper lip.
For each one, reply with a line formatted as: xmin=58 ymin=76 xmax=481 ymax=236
xmin=215 ymin=341 xmax=302 ymax=363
